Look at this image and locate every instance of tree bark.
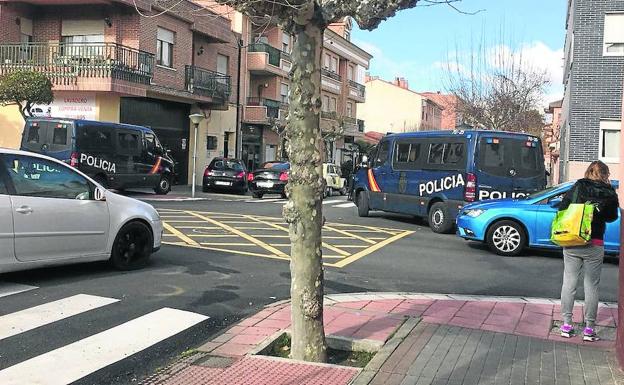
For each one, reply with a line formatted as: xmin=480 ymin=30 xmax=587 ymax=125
xmin=283 ymin=19 xmax=327 ymax=362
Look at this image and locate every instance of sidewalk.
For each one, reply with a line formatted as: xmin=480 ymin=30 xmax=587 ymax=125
xmin=140 ymin=293 xmax=623 ymax=385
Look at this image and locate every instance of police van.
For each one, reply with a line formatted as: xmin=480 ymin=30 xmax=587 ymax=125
xmin=352 ymin=130 xmax=547 ymax=233
xmin=21 ymin=118 xmax=175 ymax=194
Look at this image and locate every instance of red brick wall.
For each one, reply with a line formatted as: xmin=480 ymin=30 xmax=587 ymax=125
xmin=0 ymin=3 xmax=34 ymax=42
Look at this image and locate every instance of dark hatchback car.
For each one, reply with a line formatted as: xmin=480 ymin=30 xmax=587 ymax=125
xmin=202 ymin=158 xmax=248 ymax=194
xmin=248 ymin=161 xmax=290 ymax=199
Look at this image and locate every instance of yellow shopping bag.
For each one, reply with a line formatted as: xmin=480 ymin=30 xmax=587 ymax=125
xmin=550 ymin=202 xmax=594 ymax=247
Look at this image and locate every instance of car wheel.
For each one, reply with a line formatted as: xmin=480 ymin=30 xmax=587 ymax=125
xmin=357 ymin=191 xmax=369 ymax=217
xmin=428 ymin=202 xmax=454 ymax=234
xmin=110 ymin=221 xmax=153 ymax=270
xmin=154 ymin=175 xmax=171 ymax=195
xmin=252 ymin=192 xmax=263 ymax=199
xmin=94 ymin=174 xmax=108 ymax=189
xmin=486 ymin=220 xmax=526 ymax=256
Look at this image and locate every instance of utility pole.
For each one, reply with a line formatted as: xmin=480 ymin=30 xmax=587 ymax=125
xmin=235 ymin=38 xmax=243 ymax=159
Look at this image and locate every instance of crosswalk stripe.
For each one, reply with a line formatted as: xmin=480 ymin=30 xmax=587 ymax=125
xmin=0 ymin=294 xmax=119 ymax=341
xmin=0 ymin=307 xmax=208 ymax=385
xmin=332 ymin=202 xmax=356 ymax=208
xmin=0 ymin=282 xmax=38 ymax=298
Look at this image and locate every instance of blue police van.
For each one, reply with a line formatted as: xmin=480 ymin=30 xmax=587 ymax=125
xmin=352 ymin=130 xmax=547 ymax=233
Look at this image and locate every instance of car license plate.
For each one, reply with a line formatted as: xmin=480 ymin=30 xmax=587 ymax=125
xmin=215 ymin=181 xmax=231 ymax=186
xmin=257 ymin=181 xmax=274 ymax=188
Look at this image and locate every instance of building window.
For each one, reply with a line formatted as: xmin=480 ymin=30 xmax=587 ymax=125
xmin=346 ymin=102 xmax=353 ymax=117
xmin=157 ymin=27 xmax=175 ymax=67
xmin=603 ymin=13 xmax=624 ymax=56
xmin=217 ymin=54 xmax=228 ymax=75
xmin=599 ymin=120 xmax=621 ymax=162
xmin=348 ymin=65 xmax=354 ymax=81
xmin=282 ymin=32 xmax=290 ymax=53
xmin=324 ymin=53 xmax=331 ymax=70
xmin=330 ymin=97 xmax=337 ymax=112
xmin=280 ymin=83 xmax=289 ymax=103
xmin=323 ymin=95 xmax=330 ymax=112
xmin=331 ymin=57 xmax=338 ymax=73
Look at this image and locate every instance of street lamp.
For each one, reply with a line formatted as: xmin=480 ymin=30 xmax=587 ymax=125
xmin=189 ymin=113 xmax=205 ymax=198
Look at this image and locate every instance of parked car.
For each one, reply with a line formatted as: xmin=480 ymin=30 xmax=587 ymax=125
xmin=202 ymin=157 xmax=248 ymax=194
xmin=352 ymin=130 xmax=547 ymax=233
xmin=323 ymin=163 xmax=347 ymax=197
xmin=0 ymin=148 xmax=162 ymax=273
xmin=248 ymin=161 xmax=290 ymax=199
xmin=456 ymin=181 xmax=620 ymax=256
xmin=21 ymin=118 xmax=175 ymax=194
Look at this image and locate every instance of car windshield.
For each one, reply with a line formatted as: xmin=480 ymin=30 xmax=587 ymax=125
xmin=524 ymin=183 xmax=571 ymax=200
xmin=212 ymin=160 xmax=244 ymax=171
xmin=261 ymin=162 xmax=289 ymax=170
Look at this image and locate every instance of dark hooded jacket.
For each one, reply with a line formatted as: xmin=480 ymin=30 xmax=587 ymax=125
xmin=559 ymin=178 xmax=619 ymax=241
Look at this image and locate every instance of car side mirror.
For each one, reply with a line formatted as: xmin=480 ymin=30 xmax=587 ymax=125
xmin=94 ymin=186 xmax=107 ymax=201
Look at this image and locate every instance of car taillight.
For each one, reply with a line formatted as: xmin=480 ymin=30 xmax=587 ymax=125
xmin=464 ymin=172 xmax=477 ymax=202
xmin=235 ymin=172 xmax=245 ymax=179
xmin=70 ymin=152 xmax=79 ymax=167
xmin=247 ymin=173 xmax=254 ymax=182
xmin=279 ymin=172 xmax=289 ymax=181
xmin=204 ymin=169 xmax=214 ymax=176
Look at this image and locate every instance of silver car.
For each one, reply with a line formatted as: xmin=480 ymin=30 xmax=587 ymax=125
xmin=0 ymin=148 xmax=162 ymax=273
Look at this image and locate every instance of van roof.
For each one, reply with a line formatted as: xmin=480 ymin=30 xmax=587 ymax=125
xmin=385 ymin=129 xmax=540 ymax=139
xmin=26 ymin=117 xmax=153 ymax=133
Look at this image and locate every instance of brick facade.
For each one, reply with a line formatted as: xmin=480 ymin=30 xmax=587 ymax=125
xmin=562 ymin=0 xmax=624 ymax=179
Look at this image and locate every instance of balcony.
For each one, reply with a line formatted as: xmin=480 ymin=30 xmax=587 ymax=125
xmin=185 ymin=65 xmax=231 ymax=103
xmin=321 ymin=111 xmax=338 ymax=120
xmin=245 ymin=97 xmax=287 ymax=124
xmin=321 ymin=68 xmax=341 ymax=94
xmin=247 ymin=43 xmax=291 ymax=76
xmin=0 ymin=42 xmax=154 ymax=87
xmin=348 ymin=80 xmax=366 ymax=102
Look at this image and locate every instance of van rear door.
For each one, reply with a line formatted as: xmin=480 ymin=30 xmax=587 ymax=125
xmin=476 ymin=134 xmax=545 ymax=200
xmin=21 ymin=119 xmax=73 ymax=160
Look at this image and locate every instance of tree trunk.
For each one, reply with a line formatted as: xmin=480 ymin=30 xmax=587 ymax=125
xmin=283 ymin=20 xmax=327 ymax=362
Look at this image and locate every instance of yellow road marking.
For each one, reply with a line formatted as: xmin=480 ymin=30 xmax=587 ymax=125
xmin=251 ymin=235 xmax=290 ymax=238
xmin=199 ymin=242 xmax=255 ymax=246
xmin=162 ymin=242 xmax=286 ymax=260
xmin=163 ymin=222 xmax=199 ymax=246
xmin=331 ymin=245 xmax=368 ymax=248
xmin=186 ymin=211 xmax=290 ymax=259
xmin=242 ymin=215 xmax=349 ymax=257
xmin=329 ymin=230 xmax=414 ymax=268
xmin=269 ymin=244 xmax=291 ymax=247
xmin=236 ymin=227 xmax=281 ymax=231
xmin=189 ymin=234 xmax=240 ymax=238
xmin=328 ymin=223 xmax=404 ymax=234
xmin=322 ymin=255 xmax=344 ymax=259
xmin=218 ymin=221 xmax=260 ymax=224
xmin=176 ymin=226 xmax=220 ymax=230
xmin=322 ymin=225 xmax=377 ymax=244
xmin=163 ymin=220 xmax=206 ymax=223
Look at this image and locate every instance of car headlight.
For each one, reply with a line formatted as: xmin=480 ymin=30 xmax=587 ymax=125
xmin=465 ymin=209 xmax=486 ymax=218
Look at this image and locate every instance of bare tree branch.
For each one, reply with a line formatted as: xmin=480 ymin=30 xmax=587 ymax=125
xmin=418 ymin=0 xmax=484 ymax=15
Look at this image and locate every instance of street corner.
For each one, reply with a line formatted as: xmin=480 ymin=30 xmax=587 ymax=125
xmin=158 ymin=209 xmax=414 ymax=268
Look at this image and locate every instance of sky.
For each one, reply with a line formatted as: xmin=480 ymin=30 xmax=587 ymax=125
xmin=351 ymin=0 xmax=566 ymax=106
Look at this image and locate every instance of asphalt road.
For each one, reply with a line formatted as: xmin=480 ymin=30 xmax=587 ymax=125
xmin=0 ymin=190 xmax=619 ymax=384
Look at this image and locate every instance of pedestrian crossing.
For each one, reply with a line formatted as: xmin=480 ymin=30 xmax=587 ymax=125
xmin=0 ymin=288 xmax=209 ymax=385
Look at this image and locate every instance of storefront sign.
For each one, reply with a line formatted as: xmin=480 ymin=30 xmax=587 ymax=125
xmin=31 ymin=93 xmax=96 ymax=120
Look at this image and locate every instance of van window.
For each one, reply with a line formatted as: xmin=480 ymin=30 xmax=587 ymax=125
xmin=443 ymin=143 xmax=465 ymax=164
xmin=428 ymin=143 xmax=445 ymax=165
xmin=393 ymin=142 xmax=422 ymax=170
xmin=478 ymin=137 xmax=543 ymax=177
xmin=26 ymin=124 xmax=43 ymax=144
xmin=395 ymin=143 xmax=411 ymax=163
xmin=425 ymin=141 xmax=467 ymax=169
xmin=373 ymin=141 xmax=390 ymax=167
xmin=117 ymin=132 xmax=141 ymax=155
xmin=77 ymin=125 xmax=114 ymax=152
xmin=53 ymin=125 xmax=68 ymax=145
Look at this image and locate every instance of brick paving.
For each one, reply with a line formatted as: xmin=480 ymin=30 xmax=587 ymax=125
xmin=140 ymin=293 xmax=623 ymax=385
xmin=367 ymin=322 xmax=624 ymax=385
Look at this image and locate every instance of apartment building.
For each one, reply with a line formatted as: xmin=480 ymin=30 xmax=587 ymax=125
xmin=420 ymin=92 xmax=459 ymax=129
xmin=0 ymin=0 xmax=239 ymax=185
xmin=239 ymin=19 xmax=372 ymax=169
xmin=543 ymin=99 xmax=563 ymax=184
xmin=358 ymin=76 xmax=443 ymax=133
xmin=560 ymin=0 xmax=623 ymax=181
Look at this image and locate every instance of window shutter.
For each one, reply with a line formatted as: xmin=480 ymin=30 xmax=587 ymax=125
xmin=62 ymin=19 xmax=104 ymax=36
xmin=604 ymin=13 xmax=624 ymax=44
xmin=157 ymin=27 xmax=175 ymax=44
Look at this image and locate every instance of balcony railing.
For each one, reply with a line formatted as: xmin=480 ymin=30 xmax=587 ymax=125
xmin=0 ymin=42 xmax=154 ymax=85
xmin=321 ymin=68 xmax=342 ymax=82
xmin=343 ymin=116 xmax=357 ymax=125
xmin=357 ymin=119 xmax=365 ymax=132
xmin=349 ymin=80 xmax=366 ymax=98
xmin=247 ymin=97 xmax=283 ymax=119
xmin=185 ymin=65 xmax=231 ymax=101
xmin=321 ymin=111 xmax=338 ymax=120
xmin=248 ymin=43 xmax=290 ymax=67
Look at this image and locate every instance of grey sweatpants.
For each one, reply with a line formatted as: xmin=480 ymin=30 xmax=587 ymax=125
xmin=560 ymin=244 xmax=604 ymax=327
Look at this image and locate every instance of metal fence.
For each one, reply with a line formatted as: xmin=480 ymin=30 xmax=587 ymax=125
xmin=185 ymin=65 xmax=231 ymax=101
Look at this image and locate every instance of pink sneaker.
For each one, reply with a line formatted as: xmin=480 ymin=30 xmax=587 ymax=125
xmin=560 ymin=324 xmax=574 ymax=338
xmin=583 ymin=327 xmax=599 ymax=342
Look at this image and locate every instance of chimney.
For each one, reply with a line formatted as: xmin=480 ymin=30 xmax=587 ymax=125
xmin=394 ymin=77 xmax=408 ymax=89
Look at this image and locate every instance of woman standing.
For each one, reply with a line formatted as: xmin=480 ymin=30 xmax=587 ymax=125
xmin=558 ymin=161 xmax=619 ymax=341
